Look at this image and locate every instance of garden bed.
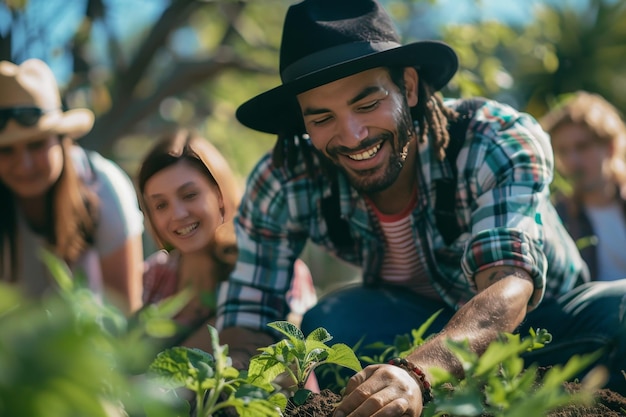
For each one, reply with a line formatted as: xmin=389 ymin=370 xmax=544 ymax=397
xmin=282 ymin=383 xmax=626 ymax=417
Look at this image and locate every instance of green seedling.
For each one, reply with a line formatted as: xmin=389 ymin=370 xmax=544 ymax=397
xmin=149 ymin=325 xmax=285 ymax=417
xmin=422 ymin=328 xmax=601 ymax=417
xmin=247 ymin=321 xmax=362 ymax=405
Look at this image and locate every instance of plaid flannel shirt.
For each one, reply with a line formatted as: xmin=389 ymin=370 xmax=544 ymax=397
xmin=216 ymin=98 xmax=588 ymax=332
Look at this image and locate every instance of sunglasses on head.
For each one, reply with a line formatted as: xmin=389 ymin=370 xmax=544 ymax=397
xmin=0 ymin=107 xmax=52 ymax=131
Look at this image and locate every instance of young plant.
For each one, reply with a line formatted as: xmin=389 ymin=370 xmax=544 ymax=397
xmin=422 ymin=328 xmax=602 ymax=417
xmin=316 ymin=309 xmax=443 ymax=393
xmin=247 ymin=321 xmax=362 ymax=405
xmin=149 ymin=325 xmax=285 ymax=417
xmin=361 ymin=309 xmax=443 ymax=365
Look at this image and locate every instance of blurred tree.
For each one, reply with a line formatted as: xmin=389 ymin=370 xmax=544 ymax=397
xmin=3 ymin=0 xmax=625 ymax=166
xmin=0 ymin=0 xmax=291 ymax=179
xmin=439 ymin=0 xmax=626 ymax=118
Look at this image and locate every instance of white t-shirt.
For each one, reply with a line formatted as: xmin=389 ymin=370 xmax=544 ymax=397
xmin=585 ymin=202 xmax=626 ymax=281
xmin=3 ymin=146 xmax=144 ymax=298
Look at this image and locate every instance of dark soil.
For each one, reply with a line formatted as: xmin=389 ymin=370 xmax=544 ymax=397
xmin=283 ymin=389 xmax=342 ymax=417
xmin=281 ymin=384 xmax=626 ymax=417
xmin=546 ymin=382 xmax=626 ymax=417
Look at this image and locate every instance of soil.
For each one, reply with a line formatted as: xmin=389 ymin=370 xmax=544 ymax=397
xmin=283 ymin=389 xmax=342 ymax=417
xmin=281 ymin=384 xmax=626 ymax=417
xmin=546 ymin=383 xmax=626 ymax=417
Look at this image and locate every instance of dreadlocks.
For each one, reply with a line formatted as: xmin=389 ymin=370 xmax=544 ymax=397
xmin=388 ymin=66 xmax=459 ymax=161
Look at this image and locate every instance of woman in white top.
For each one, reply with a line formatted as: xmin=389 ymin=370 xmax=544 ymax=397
xmin=0 ymin=59 xmax=144 ymax=314
xmin=541 ymin=91 xmax=626 ymax=281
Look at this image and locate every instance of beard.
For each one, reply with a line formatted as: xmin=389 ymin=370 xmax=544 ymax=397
xmin=332 ymin=104 xmax=415 ymax=194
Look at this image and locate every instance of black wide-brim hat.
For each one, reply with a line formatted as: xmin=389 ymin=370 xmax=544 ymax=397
xmin=236 ymin=0 xmax=458 ymax=135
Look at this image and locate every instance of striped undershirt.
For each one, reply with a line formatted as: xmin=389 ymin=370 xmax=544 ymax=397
xmin=367 ymin=190 xmax=442 ymax=301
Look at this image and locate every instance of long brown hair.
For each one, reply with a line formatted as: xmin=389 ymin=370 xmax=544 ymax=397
xmin=0 ymin=136 xmax=99 ymax=281
xmin=137 ymin=129 xmax=241 ymax=249
xmin=540 ymin=91 xmax=626 ymax=188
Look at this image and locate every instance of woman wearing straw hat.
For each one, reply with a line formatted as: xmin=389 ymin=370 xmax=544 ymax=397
xmin=216 ymin=0 xmax=626 ymax=414
xmin=0 ymin=59 xmax=144 ymax=314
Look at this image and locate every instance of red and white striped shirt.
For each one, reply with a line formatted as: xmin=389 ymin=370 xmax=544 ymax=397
xmin=368 ymin=190 xmax=442 ymax=301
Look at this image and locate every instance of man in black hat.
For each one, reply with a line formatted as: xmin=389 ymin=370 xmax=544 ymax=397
xmin=216 ymin=0 xmax=626 ymax=414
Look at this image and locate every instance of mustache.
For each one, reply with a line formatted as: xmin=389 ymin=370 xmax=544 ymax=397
xmin=329 ymin=132 xmax=392 ymax=155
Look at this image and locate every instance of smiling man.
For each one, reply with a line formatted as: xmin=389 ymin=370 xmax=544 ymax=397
xmin=216 ymin=0 xmax=626 ymax=415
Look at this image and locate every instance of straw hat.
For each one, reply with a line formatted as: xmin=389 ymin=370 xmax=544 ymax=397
xmin=0 ymin=59 xmax=94 ymax=146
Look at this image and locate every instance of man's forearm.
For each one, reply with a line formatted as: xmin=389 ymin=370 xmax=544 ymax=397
xmin=407 ymin=272 xmax=534 ymax=379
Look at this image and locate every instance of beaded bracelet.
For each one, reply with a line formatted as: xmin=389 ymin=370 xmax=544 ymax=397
xmin=388 ymin=357 xmax=433 ymax=405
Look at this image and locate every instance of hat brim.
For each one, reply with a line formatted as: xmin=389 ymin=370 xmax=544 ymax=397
xmin=236 ymin=40 xmax=458 ymax=135
xmin=0 ymin=108 xmax=94 ymax=146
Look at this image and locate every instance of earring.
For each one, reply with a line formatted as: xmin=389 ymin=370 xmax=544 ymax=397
xmin=400 ymin=142 xmax=410 ymax=161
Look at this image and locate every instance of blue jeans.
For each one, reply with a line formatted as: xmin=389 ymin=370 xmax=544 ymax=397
xmin=300 ymin=280 xmax=626 ymax=394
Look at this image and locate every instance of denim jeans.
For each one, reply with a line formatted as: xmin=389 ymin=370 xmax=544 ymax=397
xmin=300 ymin=280 xmax=626 ymax=394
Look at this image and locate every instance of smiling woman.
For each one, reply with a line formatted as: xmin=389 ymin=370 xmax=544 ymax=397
xmin=137 ymin=129 xmax=241 ymax=350
xmin=137 ymin=129 xmax=317 ymax=351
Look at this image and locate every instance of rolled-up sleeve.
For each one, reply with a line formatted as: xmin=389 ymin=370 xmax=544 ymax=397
xmin=461 ymin=109 xmax=553 ymax=308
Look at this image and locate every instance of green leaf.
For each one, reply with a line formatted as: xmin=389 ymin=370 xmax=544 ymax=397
xmin=542 ymin=351 xmax=603 ymax=388
xmin=304 ymin=347 xmax=329 ymax=364
xmin=292 ymin=388 xmax=312 ymax=406
xmin=474 ymin=338 xmax=524 ymax=377
xmin=267 ymin=321 xmax=305 ymax=342
xmin=138 ymin=289 xmax=193 ymax=322
xmin=435 ymin=385 xmax=485 ymax=416
xmin=324 ymin=344 xmax=363 ymax=373
xmin=247 ymin=357 xmax=289 ymax=389
xmin=445 ymin=339 xmax=477 ymax=373
xmin=305 ymin=327 xmax=333 ymax=343
xmin=144 ymin=317 xmax=179 ymax=339
xmin=148 ymin=347 xmax=216 ymax=391
xmin=410 ymin=309 xmax=442 ymax=345
xmin=39 ymin=249 xmax=74 ymax=293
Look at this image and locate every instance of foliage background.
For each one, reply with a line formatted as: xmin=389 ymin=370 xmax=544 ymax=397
xmin=2 ymin=0 xmax=625 ymax=291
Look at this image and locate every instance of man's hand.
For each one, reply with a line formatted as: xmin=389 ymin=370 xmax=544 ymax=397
xmin=332 ymin=266 xmax=534 ymax=417
xmin=333 ymin=363 xmax=423 ymax=417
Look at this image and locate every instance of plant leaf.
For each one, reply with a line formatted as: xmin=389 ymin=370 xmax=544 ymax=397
xmin=292 ymin=388 xmax=312 ymax=406
xmin=305 ymin=327 xmax=333 ymax=343
xmin=268 ymin=321 xmax=305 ymax=342
xmin=148 ymin=347 xmax=216 ymax=391
xmin=325 ymin=344 xmax=363 ymax=373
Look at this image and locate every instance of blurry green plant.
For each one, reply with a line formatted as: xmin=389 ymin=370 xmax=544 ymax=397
xmin=149 ymin=325 xmax=285 ymax=417
xmin=0 ymin=249 xmax=189 ymax=417
xmin=0 ymin=250 xmax=604 ymax=417
xmin=422 ymin=329 xmax=601 ymax=417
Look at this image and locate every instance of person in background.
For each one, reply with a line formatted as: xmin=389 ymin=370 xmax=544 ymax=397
xmin=138 ymin=129 xmax=316 ymax=350
xmin=216 ymin=0 xmax=626 ymax=414
xmin=0 ymin=59 xmax=144 ymax=314
xmin=541 ymin=91 xmax=626 ymax=281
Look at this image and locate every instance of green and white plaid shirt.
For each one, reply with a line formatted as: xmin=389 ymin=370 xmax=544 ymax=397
xmin=217 ymin=98 xmax=588 ymax=332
